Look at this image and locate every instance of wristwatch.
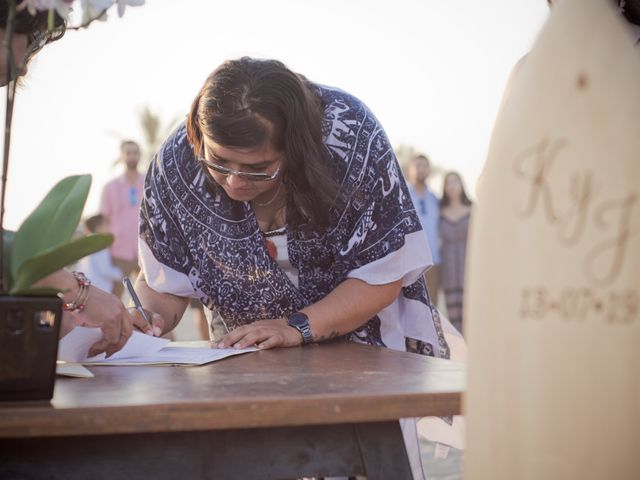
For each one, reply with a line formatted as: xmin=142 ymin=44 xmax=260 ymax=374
xmin=287 ymin=312 xmax=314 ymax=345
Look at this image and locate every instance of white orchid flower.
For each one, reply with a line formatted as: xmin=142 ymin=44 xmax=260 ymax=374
xmin=16 ymin=0 xmax=144 ymax=29
xmin=18 ymin=0 xmax=74 ymax=19
xmin=17 ymin=0 xmax=52 ymax=16
xmin=116 ymin=0 xmax=145 ymax=18
xmin=83 ymin=0 xmax=112 ymax=23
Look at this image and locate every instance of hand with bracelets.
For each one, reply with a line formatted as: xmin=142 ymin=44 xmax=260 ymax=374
xmin=67 ymin=271 xmax=135 ymax=357
xmin=35 ymin=269 xmax=135 ymax=357
xmin=62 ymin=271 xmax=92 ymax=312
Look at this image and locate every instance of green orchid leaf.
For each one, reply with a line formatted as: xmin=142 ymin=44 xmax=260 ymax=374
xmin=2 ymin=230 xmax=15 ymax=290
xmin=10 ymin=233 xmax=113 ymax=294
xmin=9 ymin=287 xmax=62 ymax=297
xmin=11 ymin=175 xmax=92 ymax=280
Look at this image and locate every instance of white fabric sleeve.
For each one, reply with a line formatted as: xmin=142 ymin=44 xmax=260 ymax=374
xmin=346 ymin=230 xmax=433 ymax=286
xmin=139 ymin=239 xmax=196 ymax=297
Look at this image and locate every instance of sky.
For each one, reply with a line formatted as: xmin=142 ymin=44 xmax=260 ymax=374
xmin=1 ymin=0 xmax=549 ymax=230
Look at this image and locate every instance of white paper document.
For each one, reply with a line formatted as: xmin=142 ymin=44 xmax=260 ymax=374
xmin=58 ymin=327 xmax=255 ymax=366
xmin=84 ymin=344 xmax=257 ymax=366
xmin=55 ymin=361 xmax=94 ymax=378
xmin=58 ymin=326 xmax=170 ymax=363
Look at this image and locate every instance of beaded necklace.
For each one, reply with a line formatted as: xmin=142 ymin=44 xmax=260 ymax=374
xmin=262 ymin=225 xmax=287 ymax=259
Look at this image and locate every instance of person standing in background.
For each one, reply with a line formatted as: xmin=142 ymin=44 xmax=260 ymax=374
xmin=75 ymin=215 xmax=123 ymax=293
xmin=407 ymin=154 xmax=441 ymax=304
xmin=100 ymin=140 xmax=145 ymax=297
xmin=439 ymin=171 xmax=472 ymax=334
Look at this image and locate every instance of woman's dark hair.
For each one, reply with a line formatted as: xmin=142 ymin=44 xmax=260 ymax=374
xmin=0 ymin=3 xmax=66 ymax=65
xmin=440 ymin=171 xmax=472 ymax=208
xmin=186 ymin=57 xmax=338 ymax=229
xmin=619 ymin=0 xmax=640 ymax=26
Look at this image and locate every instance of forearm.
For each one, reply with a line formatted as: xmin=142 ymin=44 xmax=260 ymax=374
xmin=303 ymin=277 xmax=403 ymax=342
xmin=33 ymin=269 xmax=79 ymax=303
xmin=134 ymin=273 xmax=189 ymax=334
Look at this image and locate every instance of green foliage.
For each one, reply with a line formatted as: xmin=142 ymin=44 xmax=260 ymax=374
xmin=10 ymin=234 xmax=113 ymax=295
xmin=10 ymin=287 xmax=63 ymax=297
xmin=11 ymin=175 xmax=91 ymax=280
xmin=3 ymin=174 xmax=113 ymax=295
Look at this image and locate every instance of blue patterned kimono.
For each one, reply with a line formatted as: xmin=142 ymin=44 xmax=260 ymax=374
xmin=139 ymin=84 xmax=449 ymax=359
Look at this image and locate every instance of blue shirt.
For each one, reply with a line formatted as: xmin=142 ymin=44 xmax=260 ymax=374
xmin=408 ymin=185 xmax=441 ymax=264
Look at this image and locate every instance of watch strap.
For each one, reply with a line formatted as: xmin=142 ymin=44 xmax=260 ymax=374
xmin=288 ymin=312 xmax=314 ymax=345
xmin=297 ymin=322 xmax=314 ymax=345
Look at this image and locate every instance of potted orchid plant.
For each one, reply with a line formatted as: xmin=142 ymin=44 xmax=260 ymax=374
xmin=0 ymin=0 xmax=144 ymax=401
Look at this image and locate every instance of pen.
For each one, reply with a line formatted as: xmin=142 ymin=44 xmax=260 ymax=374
xmin=122 ymin=277 xmax=153 ymax=331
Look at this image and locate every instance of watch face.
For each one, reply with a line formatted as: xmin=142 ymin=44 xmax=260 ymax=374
xmin=288 ymin=312 xmax=309 ymax=328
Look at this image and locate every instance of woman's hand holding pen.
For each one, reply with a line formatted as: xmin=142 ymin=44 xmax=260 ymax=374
xmin=125 ymin=274 xmax=190 ymax=339
xmin=129 ymin=307 xmax=165 ymax=337
xmin=123 ymin=276 xmax=166 ymax=337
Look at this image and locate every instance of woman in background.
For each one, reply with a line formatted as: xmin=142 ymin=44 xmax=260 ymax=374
xmin=439 ymin=171 xmax=472 ymax=334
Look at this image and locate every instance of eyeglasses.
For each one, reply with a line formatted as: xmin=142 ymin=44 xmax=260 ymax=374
xmin=198 ymin=142 xmax=282 ymax=182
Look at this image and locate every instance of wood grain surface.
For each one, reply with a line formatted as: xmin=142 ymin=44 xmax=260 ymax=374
xmin=0 ymin=342 xmax=464 ymax=438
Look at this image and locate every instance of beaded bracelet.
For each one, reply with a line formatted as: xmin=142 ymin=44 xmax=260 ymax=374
xmin=63 ymin=271 xmax=92 ymax=312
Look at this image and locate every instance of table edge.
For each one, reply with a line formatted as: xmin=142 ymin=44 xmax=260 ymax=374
xmin=0 ymin=390 xmax=462 ymax=438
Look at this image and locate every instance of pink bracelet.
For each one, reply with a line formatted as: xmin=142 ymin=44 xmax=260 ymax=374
xmin=63 ymin=271 xmax=92 ymax=312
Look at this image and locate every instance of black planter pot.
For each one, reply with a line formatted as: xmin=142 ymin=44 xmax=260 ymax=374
xmin=0 ymin=296 xmax=62 ymax=402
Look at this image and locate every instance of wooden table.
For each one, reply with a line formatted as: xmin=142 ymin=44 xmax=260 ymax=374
xmin=0 ymin=343 xmax=464 ymax=479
